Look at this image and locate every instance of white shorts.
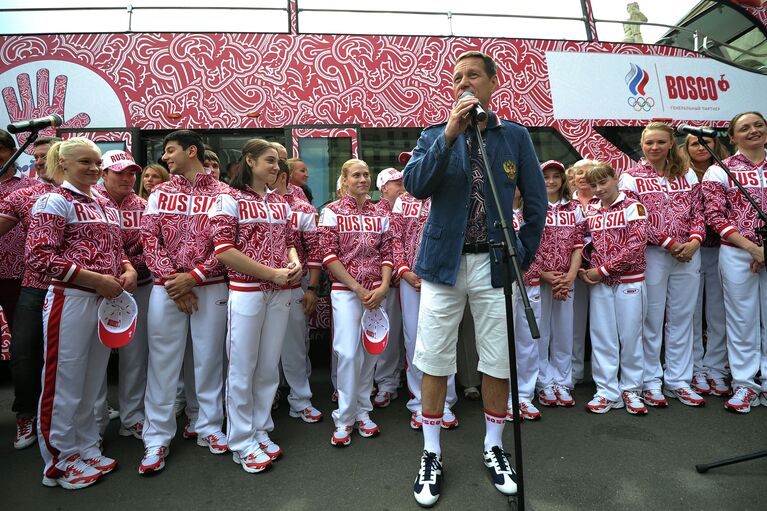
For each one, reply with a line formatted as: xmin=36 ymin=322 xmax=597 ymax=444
xmin=413 ymin=254 xmax=510 ymax=379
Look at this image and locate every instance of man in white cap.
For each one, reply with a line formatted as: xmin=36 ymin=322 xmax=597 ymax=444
xmin=372 ymin=168 xmax=406 ymax=409
xmin=93 ymin=150 xmax=151 ymax=440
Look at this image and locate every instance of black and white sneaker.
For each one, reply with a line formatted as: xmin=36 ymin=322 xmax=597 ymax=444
xmin=483 ymin=446 xmax=517 ymax=495
xmin=413 ymin=450 xmax=442 ymax=508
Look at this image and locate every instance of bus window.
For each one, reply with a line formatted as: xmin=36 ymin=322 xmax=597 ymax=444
xmin=527 ymin=127 xmax=582 ymax=167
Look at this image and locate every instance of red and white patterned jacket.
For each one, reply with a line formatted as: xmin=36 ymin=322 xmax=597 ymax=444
xmin=94 ymin=184 xmax=150 ymax=284
xmin=0 ymin=171 xmax=33 ymax=279
xmin=391 ymin=193 xmax=431 ymax=279
xmin=702 ymin=151 xmax=766 ymax=247
xmin=288 ymin=183 xmax=309 ymax=203
xmin=0 ymin=180 xmax=56 ymax=289
xmin=523 ymin=199 xmax=586 ymax=287
xmin=374 ymin=198 xmax=401 ymax=287
xmin=284 ymin=188 xmax=320 ymax=271
xmin=26 ymin=181 xmax=129 ymax=289
xmin=210 ymin=186 xmax=297 ymax=292
xmin=583 ymin=193 xmax=648 ymax=286
xmin=317 ymin=194 xmax=394 ymax=291
xmin=620 ymin=160 xmax=705 ymax=248
xmin=141 ymin=172 xmax=228 ymax=285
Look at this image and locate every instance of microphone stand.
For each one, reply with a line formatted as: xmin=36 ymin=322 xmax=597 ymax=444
xmin=473 ymin=119 xmax=540 ymax=511
xmin=0 ymin=131 xmax=39 ymax=179
xmin=693 ymin=135 xmax=767 ymax=474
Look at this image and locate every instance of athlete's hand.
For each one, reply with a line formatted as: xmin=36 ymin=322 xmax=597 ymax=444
xmin=2 ymin=69 xmax=91 ymax=153
xmin=444 ymin=93 xmax=480 ymax=145
xmin=402 ymin=271 xmax=421 ymax=291
xmin=363 ymin=285 xmax=388 ymax=310
xmin=354 ymin=285 xmax=372 ymax=304
xmin=747 ymin=243 xmax=765 ymax=267
xmin=174 ymin=292 xmax=198 ymax=315
xmin=95 ymin=275 xmax=124 ymax=299
xmin=286 ymin=261 xmax=302 ymax=286
xmin=672 ymin=239 xmax=700 ymax=262
xmin=119 ymin=268 xmax=138 ymax=293
xmin=164 ymin=272 xmax=197 ymax=299
xmin=541 ymin=271 xmax=564 ymax=286
xmin=270 ymin=267 xmax=292 ymax=287
xmin=302 ymin=288 xmax=318 ymax=317
xmin=578 ymin=268 xmax=600 ymax=286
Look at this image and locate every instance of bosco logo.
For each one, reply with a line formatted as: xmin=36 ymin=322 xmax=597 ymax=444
xmin=665 ymin=73 xmax=730 ymax=100
xmin=625 ymin=63 xmax=654 ymax=112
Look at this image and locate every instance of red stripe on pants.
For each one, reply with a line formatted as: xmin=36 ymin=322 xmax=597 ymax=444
xmin=39 ymin=288 xmax=65 ymax=477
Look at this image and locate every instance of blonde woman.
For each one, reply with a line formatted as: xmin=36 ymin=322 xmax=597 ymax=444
xmin=138 ymin=163 xmax=169 ymax=199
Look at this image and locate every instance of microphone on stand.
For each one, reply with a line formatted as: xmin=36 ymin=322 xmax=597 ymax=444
xmin=7 ymin=113 xmax=63 ymax=134
xmin=459 ymin=90 xmax=488 ymax=123
xmin=677 ymin=124 xmax=717 ymax=138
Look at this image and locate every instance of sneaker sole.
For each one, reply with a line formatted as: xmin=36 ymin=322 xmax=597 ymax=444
xmin=586 ymin=402 xmax=624 ymax=414
xmin=483 ymin=462 xmax=518 ymax=496
xmin=138 ymin=459 xmax=165 ymax=475
xmin=537 ymin=398 xmax=558 ymax=407
xmin=663 ymin=389 xmax=705 ymax=407
xmin=14 ymin=436 xmax=37 ymax=450
xmin=358 ymin=429 xmax=380 ymax=438
xmin=42 ymin=474 xmax=101 ymax=489
xmin=330 ymin=437 xmax=351 ymax=447
xmin=441 ymin=421 xmax=459 ymax=430
xmin=373 ymin=401 xmax=391 ymax=408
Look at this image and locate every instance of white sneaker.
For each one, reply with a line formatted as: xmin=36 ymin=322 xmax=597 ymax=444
xmin=441 ymin=408 xmax=459 ymax=429
xmin=197 ymin=432 xmax=228 ymax=454
xmin=289 ymin=405 xmax=323 ymax=423
xmin=537 ymin=386 xmax=558 ymax=407
xmin=14 ymin=416 xmax=36 ymax=450
xmin=138 ymin=446 xmax=168 ymax=475
xmin=355 ymin=414 xmax=380 ymax=438
xmin=725 ymin=386 xmax=760 ymax=413
xmin=410 ymin=411 xmax=423 ymax=430
xmin=707 ymin=377 xmax=731 ymax=397
xmin=118 ymin=421 xmax=144 ymax=439
xmin=106 ymin=404 xmax=120 ymax=421
xmin=664 ymin=386 xmax=705 ymax=407
xmin=233 ymin=449 xmax=272 ymax=473
xmin=691 ymin=372 xmax=711 ymax=395
xmin=43 ymin=454 xmax=102 ymax=489
xmin=413 ymin=450 xmax=442 ymax=507
xmin=257 ymin=436 xmax=282 ymax=461
xmin=760 ymin=391 xmax=767 ymax=407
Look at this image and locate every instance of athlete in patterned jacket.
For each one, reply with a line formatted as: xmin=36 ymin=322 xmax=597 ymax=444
xmin=210 ymin=138 xmax=301 ymax=473
xmin=580 ymin=162 xmax=648 ymax=415
xmin=620 ymin=122 xmax=706 ymax=408
xmin=0 ymin=135 xmax=60 ymax=450
xmin=139 ymin=130 xmax=230 ymax=475
xmin=271 ymin=159 xmax=324 ymax=425
xmin=92 ymin=151 xmax=149 ymax=441
xmin=27 ymin=138 xmax=137 ymax=489
xmin=514 ymin=160 xmax=585 ymax=420
xmin=702 ymin=111 xmax=767 ymax=413
xmin=318 ymin=158 xmax=394 ymax=447
xmin=391 ymin=183 xmax=460 ymax=431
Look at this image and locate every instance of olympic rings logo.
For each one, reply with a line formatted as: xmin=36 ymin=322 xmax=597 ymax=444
xmin=627 ymin=96 xmax=655 ymax=112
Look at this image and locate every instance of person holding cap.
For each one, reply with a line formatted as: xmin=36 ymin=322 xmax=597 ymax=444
xmin=92 ymin=151 xmax=150 ymax=441
xmin=317 ymin=158 xmax=394 ymax=447
xmin=512 ymin=160 xmax=585 ymax=419
xmin=372 ymin=167 xmax=406 ymax=409
xmin=26 ymin=137 xmax=137 ymax=489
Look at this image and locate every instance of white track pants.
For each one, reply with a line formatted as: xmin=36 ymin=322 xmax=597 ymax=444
xmin=589 ymin=282 xmax=645 ymax=402
xmin=719 ymin=245 xmax=767 ymax=392
xmin=643 ymin=246 xmax=700 ymax=391
xmin=375 ymin=287 xmax=403 ymax=393
xmin=512 ymin=284 xmax=541 ymax=403
xmin=536 ymin=282 xmax=574 ymax=389
xmin=571 ymin=278 xmax=589 ymax=384
xmin=400 ymin=280 xmax=457 ymax=413
xmin=692 ymin=247 xmax=728 ymax=378
xmin=331 ymin=290 xmax=378 ymax=427
xmin=281 ymin=286 xmax=313 ymax=412
xmin=142 ymin=283 xmax=227 ymax=448
xmin=226 ymin=289 xmax=290 ymax=455
xmin=38 ymin=287 xmax=110 ymax=477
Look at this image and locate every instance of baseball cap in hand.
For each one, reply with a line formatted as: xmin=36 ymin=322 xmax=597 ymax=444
xmin=398 ymin=151 xmax=412 ymax=165
xmin=102 ymin=150 xmax=141 ymax=173
xmin=361 ymin=307 xmax=389 ymax=355
xmin=98 ymin=291 xmax=138 ymax=348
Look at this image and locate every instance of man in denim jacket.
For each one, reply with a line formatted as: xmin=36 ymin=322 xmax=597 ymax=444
xmin=404 ymin=50 xmax=546 ymax=508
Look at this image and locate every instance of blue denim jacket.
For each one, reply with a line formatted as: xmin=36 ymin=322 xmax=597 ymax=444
xmin=402 ymin=113 xmax=546 ymax=287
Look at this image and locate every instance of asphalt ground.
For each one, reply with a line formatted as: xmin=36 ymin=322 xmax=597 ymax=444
xmin=1 ymin=366 xmax=765 ymax=511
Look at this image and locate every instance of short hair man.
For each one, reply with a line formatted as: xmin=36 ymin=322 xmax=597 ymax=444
xmin=403 ymin=51 xmax=546 ymax=507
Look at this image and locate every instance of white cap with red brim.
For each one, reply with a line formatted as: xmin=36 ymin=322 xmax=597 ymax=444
xmin=97 ymin=291 xmax=138 ymax=349
xmin=361 ymin=306 xmax=389 ymax=355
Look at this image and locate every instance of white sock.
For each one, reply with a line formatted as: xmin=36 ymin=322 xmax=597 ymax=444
xmin=422 ymin=413 xmax=442 ymax=455
xmin=483 ymin=409 xmax=505 ymax=451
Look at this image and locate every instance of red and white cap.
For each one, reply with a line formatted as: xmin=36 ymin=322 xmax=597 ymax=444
xmin=540 ymin=160 xmax=565 ymax=173
xmin=97 ymin=291 xmax=138 ymax=348
xmin=376 ymin=167 xmax=404 ymax=190
xmin=102 ymin=150 xmax=141 ymax=173
xmin=398 ymin=151 xmax=413 ymax=165
xmin=361 ymin=307 xmax=389 ymax=355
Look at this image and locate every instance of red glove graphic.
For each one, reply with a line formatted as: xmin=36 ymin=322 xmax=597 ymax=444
xmin=2 ymin=69 xmax=91 ymax=153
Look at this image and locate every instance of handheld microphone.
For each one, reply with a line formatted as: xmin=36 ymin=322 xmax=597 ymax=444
xmin=677 ymin=124 xmax=717 ymax=139
xmin=7 ymin=113 xmax=63 ymax=134
xmin=459 ymin=91 xmax=487 ymax=123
